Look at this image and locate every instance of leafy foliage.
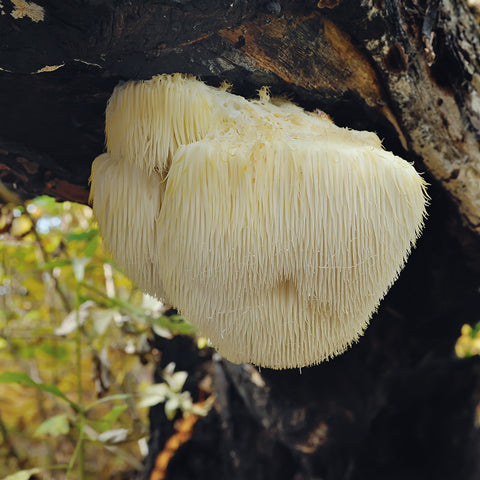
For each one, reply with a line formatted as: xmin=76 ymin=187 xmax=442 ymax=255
xmin=455 ymin=323 xmax=480 ymax=358
xmin=0 ymin=372 xmax=79 ymax=409
xmin=0 ymin=197 xmax=206 ymax=479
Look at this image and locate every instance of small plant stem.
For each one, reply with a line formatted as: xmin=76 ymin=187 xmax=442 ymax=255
xmin=75 ymin=283 xmax=86 ymax=480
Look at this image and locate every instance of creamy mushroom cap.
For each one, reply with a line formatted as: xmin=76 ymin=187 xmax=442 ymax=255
xmin=90 ymin=74 xmax=428 ymax=369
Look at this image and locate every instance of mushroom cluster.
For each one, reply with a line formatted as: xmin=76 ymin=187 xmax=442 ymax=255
xmin=90 ymin=74 xmax=428 ymax=369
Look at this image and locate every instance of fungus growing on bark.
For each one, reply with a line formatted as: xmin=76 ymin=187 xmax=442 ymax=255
xmin=90 ymin=74 xmax=428 ymax=369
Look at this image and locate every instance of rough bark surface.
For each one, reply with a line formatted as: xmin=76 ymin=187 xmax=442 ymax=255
xmin=2 ymin=1 xmax=480 ymax=479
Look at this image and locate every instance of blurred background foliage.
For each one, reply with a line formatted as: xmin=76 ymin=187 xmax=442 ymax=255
xmin=456 ymin=323 xmax=480 ymax=358
xmin=0 ymin=196 xmax=206 ymax=480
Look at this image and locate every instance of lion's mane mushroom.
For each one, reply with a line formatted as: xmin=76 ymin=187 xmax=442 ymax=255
xmin=90 ymin=73 xmax=428 ymax=369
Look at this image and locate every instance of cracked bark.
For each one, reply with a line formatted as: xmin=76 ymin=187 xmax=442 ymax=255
xmin=2 ymin=1 xmax=480 ymax=479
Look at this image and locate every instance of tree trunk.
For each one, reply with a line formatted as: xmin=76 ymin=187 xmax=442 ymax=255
xmin=2 ymin=1 xmax=480 ymax=479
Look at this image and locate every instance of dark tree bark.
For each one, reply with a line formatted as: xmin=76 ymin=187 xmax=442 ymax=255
xmin=2 ymin=1 xmax=480 ymax=479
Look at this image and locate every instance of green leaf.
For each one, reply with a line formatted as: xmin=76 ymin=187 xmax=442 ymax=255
xmin=17 ymin=345 xmax=36 ymax=359
xmin=39 ymin=259 xmax=71 ymax=271
xmin=33 ymin=195 xmax=56 ymax=208
xmin=66 ymin=229 xmax=98 ymax=243
xmin=38 ymin=343 xmax=69 ymax=361
xmin=147 ymin=315 xmax=196 ymax=335
xmin=88 ymin=405 xmax=128 ymax=433
xmin=0 ymin=372 xmax=80 ymax=411
xmin=1 ymin=468 xmax=41 ymax=480
xmin=84 ymin=236 xmax=99 ymax=257
xmin=24 ymin=310 xmax=41 ymax=321
xmin=80 ymin=281 xmax=196 ymax=334
xmin=472 ymin=321 xmax=480 ymax=337
xmin=34 ymin=414 xmax=70 ymax=437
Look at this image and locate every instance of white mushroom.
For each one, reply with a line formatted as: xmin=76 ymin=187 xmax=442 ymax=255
xmin=90 ymin=74 xmax=428 ymax=369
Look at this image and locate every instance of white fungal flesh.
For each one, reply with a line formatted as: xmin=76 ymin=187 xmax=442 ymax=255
xmin=90 ymin=73 xmax=428 ymax=369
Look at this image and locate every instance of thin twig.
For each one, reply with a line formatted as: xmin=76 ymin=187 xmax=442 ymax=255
xmin=0 ymin=409 xmax=24 ymax=467
xmin=24 ymin=209 xmax=71 ymax=312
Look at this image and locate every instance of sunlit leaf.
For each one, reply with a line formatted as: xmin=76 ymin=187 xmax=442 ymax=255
xmin=0 ymin=372 xmax=80 ymax=411
xmin=11 ymin=216 xmax=32 ymax=237
xmin=84 ymin=236 xmax=99 ymax=257
xmin=146 ymin=315 xmax=196 ymax=336
xmin=137 ymin=384 xmax=169 ymax=408
xmin=43 ymin=234 xmax=62 ymax=254
xmin=55 ymin=301 xmax=95 ymax=336
xmin=165 ymin=397 xmax=180 ymax=420
xmin=55 ymin=314 xmax=79 ymax=336
xmin=34 ymin=413 xmax=70 ymax=437
xmin=151 ymin=324 xmax=173 ymax=339
xmin=1 ymin=469 xmax=41 ymax=480
xmin=23 ymin=310 xmax=42 ymax=321
xmin=66 ymin=229 xmax=98 ymax=243
xmin=165 ymin=371 xmax=188 ymax=393
xmin=141 ymin=294 xmax=163 ymax=311
xmin=177 ymin=392 xmax=194 ymax=411
xmin=39 ymin=259 xmax=71 ymax=271
xmin=33 ymin=195 xmax=56 ymax=208
xmin=191 ymin=400 xmax=212 ymax=417
xmin=91 ymin=308 xmax=117 ymax=336
xmin=71 ymin=257 xmax=91 ymax=282
xmin=96 ymin=428 xmax=129 ymax=444
xmin=163 ymin=362 xmax=175 ymax=376
xmin=197 ymin=337 xmax=211 ymax=350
